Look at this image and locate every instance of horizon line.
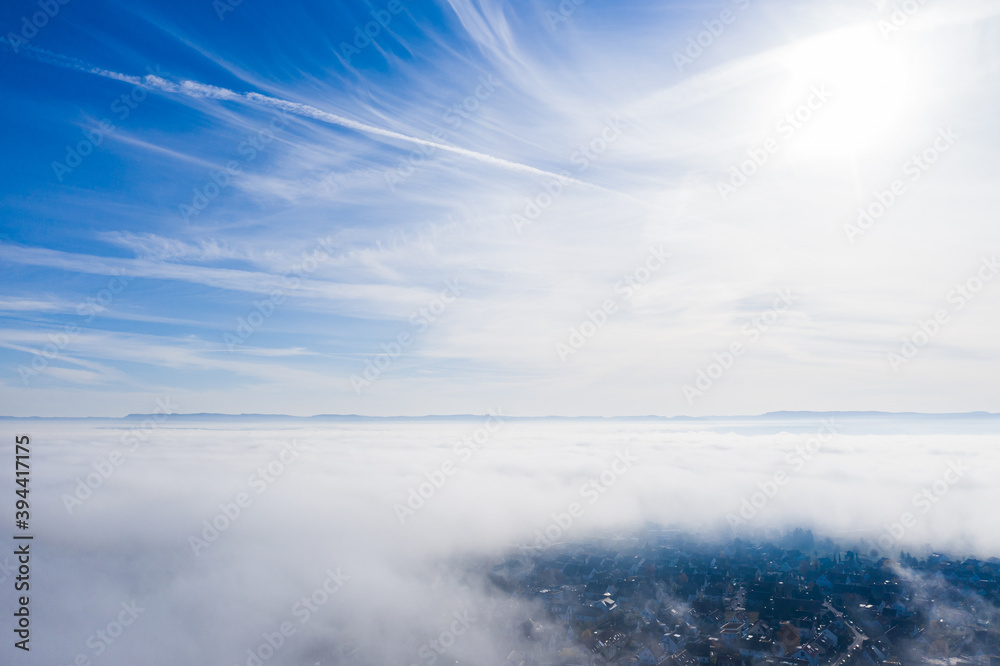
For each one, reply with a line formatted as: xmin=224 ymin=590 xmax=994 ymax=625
xmin=2 ymin=409 xmax=999 ymax=420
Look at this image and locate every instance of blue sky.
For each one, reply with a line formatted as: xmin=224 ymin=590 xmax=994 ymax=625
xmin=1 ymin=0 xmax=998 ymax=416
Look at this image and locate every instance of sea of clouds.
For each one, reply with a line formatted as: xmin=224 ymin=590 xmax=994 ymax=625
xmin=1 ymin=415 xmax=998 ymax=664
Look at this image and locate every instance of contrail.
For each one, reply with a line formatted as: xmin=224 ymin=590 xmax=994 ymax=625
xmin=1 ymin=40 xmax=614 ymax=192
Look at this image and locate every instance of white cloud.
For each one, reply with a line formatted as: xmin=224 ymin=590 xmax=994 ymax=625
xmin=9 ymin=417 xmax=998 ymax=664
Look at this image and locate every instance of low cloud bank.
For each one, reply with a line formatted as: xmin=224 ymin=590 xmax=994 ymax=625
xmin=1 ymin=416 xmax=997 ymax=664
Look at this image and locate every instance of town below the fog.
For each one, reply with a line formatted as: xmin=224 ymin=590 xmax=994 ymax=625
xmin=468 ymin=529 xmax=998 ymax=666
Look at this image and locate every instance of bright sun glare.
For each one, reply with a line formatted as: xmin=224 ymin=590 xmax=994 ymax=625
xmin=777 ymin=25 xmax=925 ymax=158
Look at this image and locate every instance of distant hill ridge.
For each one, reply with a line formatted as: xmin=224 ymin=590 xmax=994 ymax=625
xmin=2 ymin=410 xmax=998 ymax=420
